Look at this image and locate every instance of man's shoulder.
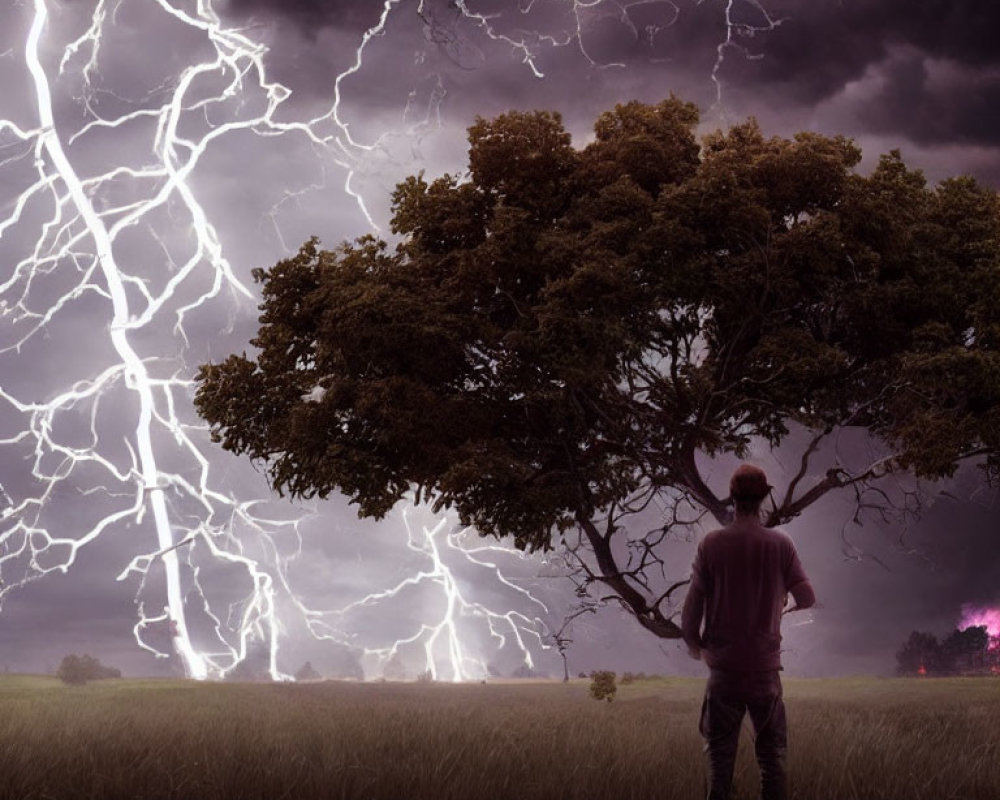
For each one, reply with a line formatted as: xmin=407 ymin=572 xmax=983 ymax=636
xmin=702 ymin=523 xmax=794 ymax=548
xmin=761 ymin=525 xmax=794 ymax=544
xmin=699 ymin=527 xmax=726 ymax=551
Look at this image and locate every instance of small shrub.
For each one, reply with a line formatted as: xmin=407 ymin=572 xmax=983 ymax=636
xmin=589 ymin=670 xmax=617 ymax=702
xmin=416 ymin=669 xmax=434 ymax=683
xmin=57 ymin=654 xmax=121 ymax=685
xmin=294 ymin=661 xmax=321 ymax=681
xmin=57 ymin=655 xmax=87 ymax=685
xmin=578 ymin=671 xmax=587 ymax=679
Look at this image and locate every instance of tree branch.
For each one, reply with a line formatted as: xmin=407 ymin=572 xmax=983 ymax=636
xmin=575 ymin=512 xmax=682 ymax=639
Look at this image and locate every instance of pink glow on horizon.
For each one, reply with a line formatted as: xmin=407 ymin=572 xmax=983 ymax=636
xmin=959 ymin=604 xmax=1000 ymax=639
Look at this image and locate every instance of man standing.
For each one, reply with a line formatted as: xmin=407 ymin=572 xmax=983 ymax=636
xmin=682 ymin=464 xmax=816 ymax=800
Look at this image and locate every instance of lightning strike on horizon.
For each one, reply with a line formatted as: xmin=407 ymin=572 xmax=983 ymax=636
xmin=0 ymin=0 xmax=570 ymax=680
xmin=336 ymin=511 xmax=550 ymax=682
xmin=0 ymin=0 xmax=784 ymax=679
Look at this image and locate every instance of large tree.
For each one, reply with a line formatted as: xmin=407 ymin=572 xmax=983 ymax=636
xmin=196 ymin=98 xmax=1000 ymax=641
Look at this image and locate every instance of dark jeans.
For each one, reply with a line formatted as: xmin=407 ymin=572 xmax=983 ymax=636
xmin=698 ymin=669 xmax=787 ymax=800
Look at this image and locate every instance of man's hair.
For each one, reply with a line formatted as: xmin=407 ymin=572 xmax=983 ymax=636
xmin=730 ymin=464 xmax=771 ymax=514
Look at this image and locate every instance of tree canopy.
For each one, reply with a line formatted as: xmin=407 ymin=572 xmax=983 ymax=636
xmin=896 ymin=626 xmax=995 ymax=676
xmin=56 ymin=653 xmax=122 ymax=685
xmin=196 ymin=97 xmax=1000 ymax=640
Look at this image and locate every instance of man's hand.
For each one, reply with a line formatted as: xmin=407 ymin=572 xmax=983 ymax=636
xmin=687 ymin=644 xmax=701 ymax=661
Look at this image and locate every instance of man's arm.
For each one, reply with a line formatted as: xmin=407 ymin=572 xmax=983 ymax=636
xmin=783 ymin=540 xmax=815 ymax=613
xmin=785 ymin=580 xmax=816 ymax=613
xmin=681 ymin=583 xmax=705 ymax=659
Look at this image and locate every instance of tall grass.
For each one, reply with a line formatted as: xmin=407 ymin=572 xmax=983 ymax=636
xmin=0 ymin=674 xmax=997 ymax=799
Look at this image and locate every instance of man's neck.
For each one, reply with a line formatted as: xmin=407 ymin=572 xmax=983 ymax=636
xmin=732 ymin=510 xmax=761 ymax=525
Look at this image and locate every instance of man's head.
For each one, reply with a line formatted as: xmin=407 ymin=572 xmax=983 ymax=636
xmin=730 ymin=464 xmax=771 ymax=515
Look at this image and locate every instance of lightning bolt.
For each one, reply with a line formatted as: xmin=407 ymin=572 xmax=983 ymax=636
xmin=0 ymin=0 xmax=358 ymax=680
xmin=710 ymin=0 xmax=784 ymax=109
xmin=301 ymin=509 xmax=551 ymax=682
xmin=0 ymin=0 xmax=782 ymax=680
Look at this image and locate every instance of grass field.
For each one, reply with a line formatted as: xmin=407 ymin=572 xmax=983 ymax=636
xmin=0 ymin=673 xmax=997 ymax=800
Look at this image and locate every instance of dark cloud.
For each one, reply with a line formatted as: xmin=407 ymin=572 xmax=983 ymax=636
xmin=735 ymin=0 xmax=1000 ymax=96
xmin=221 ymin=0 xmax=377 ymax=32
xmin=852 ymin=53 xmax=1000 ymax=147
xmin=727 ymin=0 xmax=1000 ymax=148
xmin=221 ymin=0 xmax=1000 ymax=161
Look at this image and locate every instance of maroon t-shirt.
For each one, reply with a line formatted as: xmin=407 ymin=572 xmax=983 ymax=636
xmin=682 ymin=520 xmax=812 ymax=672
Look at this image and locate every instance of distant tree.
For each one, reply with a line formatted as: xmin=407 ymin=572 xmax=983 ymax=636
xmin=546 ymin=602 xmax=600 ymax=683
xmin=57 ymin=655 xmax=87 ymax=685
xmin=196 ymin=97 xmax=1000 ymax=645
xmin=589 ymin=670 xmax=617 ymax=702
xmin=897 ymin=626 xmax=992 ymax=676
xmin=896 ymin=631 xmax=944 ymax=676
xmin=941 ymin=625 xmax=990 ymax=674
xmin=415 ymin=668 xmax=434 ymax=682
xmin=294 ymin=661 xmax=321 ymax=681
xmin=56 ymin=654 xmax=121 ymax=685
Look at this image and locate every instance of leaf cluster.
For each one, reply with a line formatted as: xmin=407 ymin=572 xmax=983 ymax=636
xmin=588 ymin=669 xmax=617 ymax=702
xmin=196 ymin=97 xmax=1000 ymax=551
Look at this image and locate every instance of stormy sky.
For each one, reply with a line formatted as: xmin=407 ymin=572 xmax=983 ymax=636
xmin=0 ymin=0 xmax=997 ymax=680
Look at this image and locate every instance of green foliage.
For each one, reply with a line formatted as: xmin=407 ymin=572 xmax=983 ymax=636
xmin=197 ymin=97 xmax=1000 ymax=554
xmin=588 ymin=670 xmax=617 ymax=702
xmin=56 ymin=654 xmax=121 ymax=685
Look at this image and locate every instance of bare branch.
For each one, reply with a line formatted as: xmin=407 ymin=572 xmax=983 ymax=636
xmin=574 ymin=512 xmax=682 ymax=640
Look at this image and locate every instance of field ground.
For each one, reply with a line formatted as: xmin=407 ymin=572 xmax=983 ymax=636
xmin=0 ymin=673 xmax=998 ymax=799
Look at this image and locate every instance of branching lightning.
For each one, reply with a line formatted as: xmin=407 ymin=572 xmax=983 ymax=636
xmin=710 ymin=0 xmax=784 ymax=108
xmin=0 ymin=0 xmax=780 ymax=680
xmin=285 ymin=510 xmax=550 ymax=682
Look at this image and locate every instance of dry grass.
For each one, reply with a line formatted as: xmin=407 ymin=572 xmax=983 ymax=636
xmin=0 ymin=673 xmax=997 ymax=799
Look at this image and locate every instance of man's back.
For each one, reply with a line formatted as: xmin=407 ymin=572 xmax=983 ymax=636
xmin=685 ymin=464 xmax=816 ymax=800
xmin=684 ymin=519 xmax=813 ymax=672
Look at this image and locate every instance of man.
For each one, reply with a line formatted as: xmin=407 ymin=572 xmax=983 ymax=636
xmin=682 ymin=463 xmax=816 ymax=800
